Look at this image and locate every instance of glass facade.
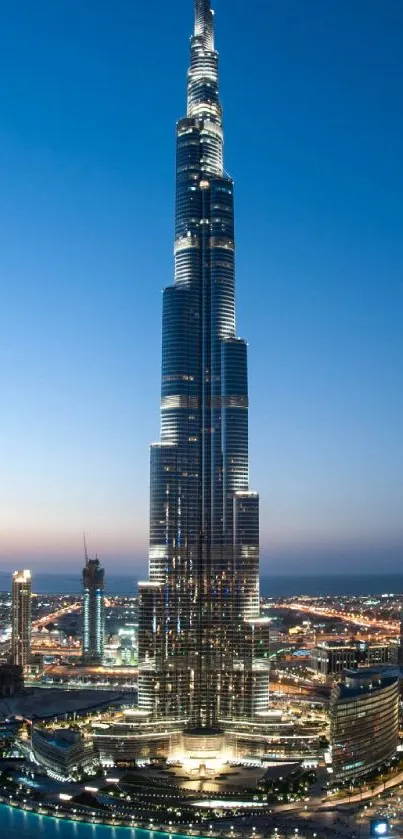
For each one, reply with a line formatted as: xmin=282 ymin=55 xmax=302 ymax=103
xmin=11 ymin=569 xmax=31 ymax=669
xmin=82 ymin=557 xmax=105 ymax=664
xmin=330 ymin=670 xmax=399 ymax=781
xmin=138 ymin=0 xmax=269 ymax=729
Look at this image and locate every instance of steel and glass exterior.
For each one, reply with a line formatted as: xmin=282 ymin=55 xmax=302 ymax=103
xmin=31 ymin=726 xmax=92 ymax=779
xmin=82 ymin=557 xmax=105 ymax=664
xmin=138 ymin=0 xmax=269 ymax=730
xmin=330 ymin=669 xmax=399 ymax=781
xmin=11 ymin=569 xmax=31 ymax=669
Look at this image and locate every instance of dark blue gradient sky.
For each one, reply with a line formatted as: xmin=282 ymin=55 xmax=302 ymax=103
xmin=0 ymin=0 xmax=402 ymax=576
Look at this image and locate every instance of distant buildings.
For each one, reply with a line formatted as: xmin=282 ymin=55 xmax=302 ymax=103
xmin=116 ymin=625 xmax=138 ymax=666
xmin=41 ymin=663 xmax=137 ymax=690
xmin=310 ymin=641 xmax=398 ymax=679
xmin=330 ymin=669 xmax=399 ymax=781
xmin=82 ymin=554 xmax=105 ymax=664
xmin=11 ymin=569 xmax=31 ymax=669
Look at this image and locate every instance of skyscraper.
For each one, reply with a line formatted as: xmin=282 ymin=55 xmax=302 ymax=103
xmin=138 ymin=0 xmax=270 ymax=732
xmin=11 ymin=569 xmax=32 ymax=669
xmin=82 ymin=549 xmax=105 ymax=664
xmin=398 ymin=609 xmax=403 ymax=666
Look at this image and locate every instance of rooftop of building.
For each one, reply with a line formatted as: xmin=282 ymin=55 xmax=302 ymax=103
xmin=36 ymin=727 xmax=82 ymax=749
xmin=316 ymin=640 xmax=395 ymax=650
xmin=336 ymin=668 xmax=398 ymax=700
xmin=12 ymin=570 xmax=31 ymax=583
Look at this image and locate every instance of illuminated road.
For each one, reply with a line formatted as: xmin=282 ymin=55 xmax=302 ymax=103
xmin=321 ymin=767 xmax=403 ymax=807
xmin=32 ymin=601 xmax=81 ymax=630
xmin=270 ymin=680 xmax=327 ymax=696
xmin=30 ymin=645 xmax=82 ymax=656
xmin=274 ymin=602 xmax=399 ymax=634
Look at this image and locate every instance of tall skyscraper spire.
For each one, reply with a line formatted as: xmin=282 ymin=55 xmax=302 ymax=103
xmin=138 ymin=0 xmax=269 ymax=735
xmin=187 ymin=0 xmax=222 ymax=175
xmin=194 ymin=0 xmax=214 ymax=48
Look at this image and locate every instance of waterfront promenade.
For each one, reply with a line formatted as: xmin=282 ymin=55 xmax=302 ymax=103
xmin=0 ymin=803 xmax=156 ymax=838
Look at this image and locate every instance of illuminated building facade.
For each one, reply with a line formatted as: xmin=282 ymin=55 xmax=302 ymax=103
xmin=310 ymin=641 xmax=398 ymax=678
xmin=82 ymin=556 xmax=105 ymax=664
xmin=138 ymin=0 xmax=270 ymax=731
xmin=330 ymin=669 xmax=399 ymax=781
xmin=399 ymin=610 xmax=403 ymax=666
xmin=32 ymin=726 xmax=93 ymax=779
xmin=11 ymin=569 xmax=32 ymax=669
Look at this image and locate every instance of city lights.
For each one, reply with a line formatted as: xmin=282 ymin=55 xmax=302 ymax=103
xmin=0 ymin=2 xmax=399 ymax=838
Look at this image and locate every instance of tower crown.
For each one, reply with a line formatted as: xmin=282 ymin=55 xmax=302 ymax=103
xmin=194 ymin=0 xmax=214 ymax=49
xmin=188 ymin=0 xmax=222 ymax=133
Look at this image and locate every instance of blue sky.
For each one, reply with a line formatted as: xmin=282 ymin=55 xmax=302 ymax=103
xmin=0 ymin=0 xmax=402 ymax=577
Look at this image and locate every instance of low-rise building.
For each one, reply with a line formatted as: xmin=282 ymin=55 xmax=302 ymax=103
xmin=366 ymin=642 xmax=398 ymax=667
xmin=31 ymin=726 xmax=94 ymax=778
xmin=310 ymin=641 xmax=398 ymax=678
xmin=92 ymin=708 xmax=323 ymax=766
xmin=330 ymin=669 xmax=399 ymax=782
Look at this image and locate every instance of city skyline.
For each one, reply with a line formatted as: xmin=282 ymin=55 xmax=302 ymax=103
xmin=1 ymin=0 xmax=402 ymax=576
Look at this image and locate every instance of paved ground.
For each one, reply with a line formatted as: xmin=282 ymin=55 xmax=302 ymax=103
xmin=0 ymin=687 xmax=124 ymax=720
xmin=132 ymin=761 xmax=301 ymax=795
xmin=323 ymin=768 xmax=403 ymax=807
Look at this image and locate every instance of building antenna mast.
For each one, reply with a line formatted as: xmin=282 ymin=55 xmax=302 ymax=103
xmin=83 ymin=532 xmax=89 ymax=565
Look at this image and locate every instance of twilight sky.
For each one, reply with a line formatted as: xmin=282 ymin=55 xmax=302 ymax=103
xmin=0 ymin=0 xmax=402 ymax=577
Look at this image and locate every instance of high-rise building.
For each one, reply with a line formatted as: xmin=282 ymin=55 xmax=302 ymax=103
xmin=398 ymin=609 xmax=403 ymax=666
xmin=138 ymin=0 xmax=270 ymax=732
xmin=11 ymin=569 xmax=32 ymax=669
xmin=82 ymin=552 xmax=105 ymax=664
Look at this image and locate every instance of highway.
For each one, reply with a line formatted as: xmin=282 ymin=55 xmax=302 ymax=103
xmin=32 ymin=601 xmax=81 ymax=630
xmin=274 ymin=602 xmax=399 ymax=634
xmin=31 ymin=645 xmax=82 ymax=656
